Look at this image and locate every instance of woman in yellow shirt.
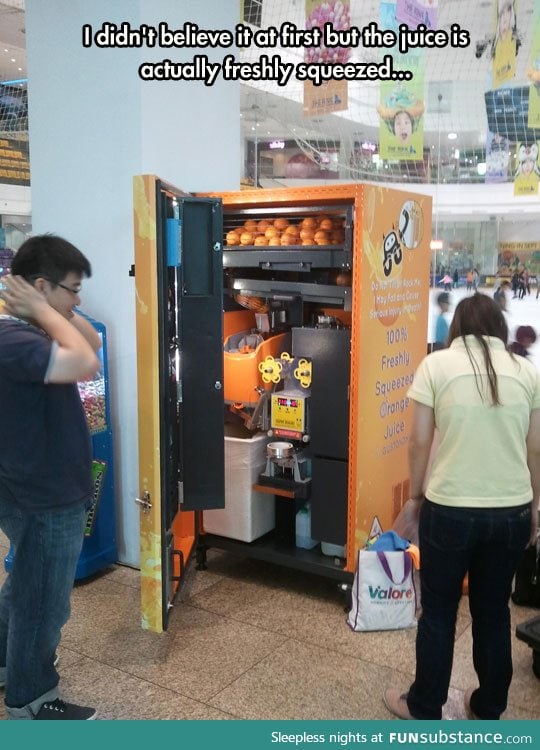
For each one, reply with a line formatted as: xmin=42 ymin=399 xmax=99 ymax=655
xmin=384 ymin=293 xmax=540 ymax=720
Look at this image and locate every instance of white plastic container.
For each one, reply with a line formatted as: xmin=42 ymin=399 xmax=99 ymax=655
xmin=321 ymin=541 xmax=346 ymax=558
xmin=203 ymin=427 xmax=275 ymax=542
xmin=295 ymin=502 xmax=318 ymax=549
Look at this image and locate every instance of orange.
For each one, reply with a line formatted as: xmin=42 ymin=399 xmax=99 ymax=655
xmin=265 ymin=226 xmax=280 ymax=240
xmin=314 ymin=230 xmax=330 ymax=245
xmin=274 ymin=217 xmax=290 ymax=231
xmin=301 ymin=217 xmax=317 ymax=230
xmin=319 ymin=218 xmax=333 ymax=231
xmin=300 ymin=228 xmax=315 ymax=242
xmin=226 ymin=231 xmax=240 ymax=246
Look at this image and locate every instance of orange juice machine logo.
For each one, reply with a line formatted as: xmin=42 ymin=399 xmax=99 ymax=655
xmin=382 ymin=201 xmax=424 ymax=277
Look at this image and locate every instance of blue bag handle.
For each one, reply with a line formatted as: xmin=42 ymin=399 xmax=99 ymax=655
xmin=376 ymin=550 xmax=411 ymax=585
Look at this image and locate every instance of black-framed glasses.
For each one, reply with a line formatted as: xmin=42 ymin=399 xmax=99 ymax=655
xmin=38 ymin=277 xmax=81 ymax=295
xmin=54 ymin=281 xmax=82 ymax=295
xmin=25 ymin=275 xmax=82 ymax=295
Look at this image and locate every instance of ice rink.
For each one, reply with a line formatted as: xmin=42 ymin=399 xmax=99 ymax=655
xmin=427 ymin=285 xmax=540 ymax=371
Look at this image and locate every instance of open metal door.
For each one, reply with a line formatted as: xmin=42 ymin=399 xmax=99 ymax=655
xmin=133 ymin=175 xmax=224 ymax=632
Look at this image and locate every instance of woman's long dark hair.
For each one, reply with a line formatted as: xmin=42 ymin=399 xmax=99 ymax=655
xmin=447 ymin=293 xmax=509 ymax=406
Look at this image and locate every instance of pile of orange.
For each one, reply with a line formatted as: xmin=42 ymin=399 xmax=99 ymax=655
xmin=225 ymin=214 xmax=345 ymax=247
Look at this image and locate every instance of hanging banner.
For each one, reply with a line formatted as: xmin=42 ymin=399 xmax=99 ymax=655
xmin=485 ymin=130 xmax=510 ymax=183
xmin=396 ymin=0 xmax=438 ymax=29
xmin=378 ymin=2 xmax=425 ymax=161
xmin=492 ymin=0 xmax=518 ymax=89
xmin=527 ymin=0 xmax=540 ymax=128
xmin=303 ymin=0 xmax=350 ymax=116
xmin=513 ymin=141 xmax=540 ymax=195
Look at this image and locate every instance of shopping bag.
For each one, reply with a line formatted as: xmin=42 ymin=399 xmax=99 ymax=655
xmin=347 ymin=549 xmax=417 ymax=632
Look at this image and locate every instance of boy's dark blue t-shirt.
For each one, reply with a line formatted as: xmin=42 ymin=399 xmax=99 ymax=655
xmin=0 ymin=316 xmax=92 ymax=510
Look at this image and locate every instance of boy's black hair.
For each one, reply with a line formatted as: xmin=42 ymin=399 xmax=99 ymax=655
xmin=11 ymin=234 xmax=92 ymax=283
xmin=437 ymin=292 xmax=450 ymax=306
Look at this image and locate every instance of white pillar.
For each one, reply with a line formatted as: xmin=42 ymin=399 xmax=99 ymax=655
xmin=25 ymin=0 xmax=240 ymax=565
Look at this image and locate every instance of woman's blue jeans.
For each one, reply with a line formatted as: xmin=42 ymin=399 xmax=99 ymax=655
xmin=0 ymin=495 xmax=85 ymax=717
xmin=407 ymin=499 xmax=531 ymax=720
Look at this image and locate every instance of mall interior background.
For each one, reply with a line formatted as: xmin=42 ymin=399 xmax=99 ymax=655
xmin=0 ymin=0 xmax=539 ymax=568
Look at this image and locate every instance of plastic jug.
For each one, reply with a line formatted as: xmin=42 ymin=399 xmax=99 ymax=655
xmin=295 ymin=503 xmax=318 ymax=549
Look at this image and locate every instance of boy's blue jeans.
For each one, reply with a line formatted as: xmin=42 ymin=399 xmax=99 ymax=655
xmin=407 ymin=499 xmax=531 ymax=720
xmin=0 ymin=495 xmax=85 ymax=718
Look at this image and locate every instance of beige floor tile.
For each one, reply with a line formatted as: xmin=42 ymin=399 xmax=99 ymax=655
xmin=178 ymin=565 xmax=226 ymax=602
xmin=208 ymin=637 xmax=410 ymax=720
xmin=61 ymin=656 xmax=238 ymax=720
xmin=0 ymin=657 xmax=235 ymax=721
xmin=1 ymin=546 xmax=538 ymax=721
xmin=99 ymin=564 xmax=140 ymax=589
xmin=62 ymin=575 xmax=288 ymax=703
xmin=188 ymin=568 xmax=473 ymax=678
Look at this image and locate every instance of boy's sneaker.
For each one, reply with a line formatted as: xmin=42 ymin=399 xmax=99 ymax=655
xmin=34 ymin=698 xmax=97 ymax=720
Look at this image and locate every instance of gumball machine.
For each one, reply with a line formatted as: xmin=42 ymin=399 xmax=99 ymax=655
xmin=74 ymin=313 xmax=118 ymax=578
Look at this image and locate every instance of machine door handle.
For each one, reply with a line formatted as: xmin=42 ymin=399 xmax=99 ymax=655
xmin=135 ymin=491 xmax=152 ymax=513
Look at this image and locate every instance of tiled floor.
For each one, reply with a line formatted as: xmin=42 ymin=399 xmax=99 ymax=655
xmin=0 ymin=530 xmax=538 ymax=721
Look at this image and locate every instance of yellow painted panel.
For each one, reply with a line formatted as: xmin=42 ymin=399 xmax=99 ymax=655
xmin=133 ymin=174 xmax=164 ymax=633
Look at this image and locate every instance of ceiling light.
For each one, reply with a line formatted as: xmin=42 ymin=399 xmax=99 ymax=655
xmin=448 ymin=132 xmax=458 ymax=140
xmin=10 ymin=58 xmax=16 ymax=63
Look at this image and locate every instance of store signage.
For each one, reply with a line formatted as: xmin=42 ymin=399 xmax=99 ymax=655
xmin=0 ymin=138 xmax=30 ymax=186
xmin=269 ymin=140 xmax=285 ymax=149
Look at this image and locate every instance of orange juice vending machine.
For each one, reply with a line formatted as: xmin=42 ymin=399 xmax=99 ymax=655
xmin=134 ymin=177 xmax=432 ymax=632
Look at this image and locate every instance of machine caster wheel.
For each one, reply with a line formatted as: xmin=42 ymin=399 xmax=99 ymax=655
xmin=338 ymin=582 xmax=352 ymax=612
xmin=195 ymin=546 xmax=208 ymax=571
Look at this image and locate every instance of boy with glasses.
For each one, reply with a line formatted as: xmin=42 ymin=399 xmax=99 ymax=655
xmin=0 ymin=234 xmax=100 ymax=720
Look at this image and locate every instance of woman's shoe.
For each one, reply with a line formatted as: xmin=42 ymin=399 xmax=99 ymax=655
xmin=383 ymin=688 xmax=414 ymax=719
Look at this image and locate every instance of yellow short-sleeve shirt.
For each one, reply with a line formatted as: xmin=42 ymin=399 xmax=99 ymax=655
xmin=408 ymin=335 xmax=540 ymax=507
